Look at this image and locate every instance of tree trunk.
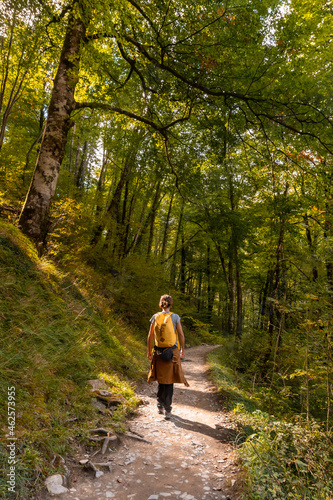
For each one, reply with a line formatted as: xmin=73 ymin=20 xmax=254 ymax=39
xmin=122 ymin=186 xmax=137 ymax=258
xmin=73 ymin=141 xmax=82 ymax=186
xmin=259 ymin=270 xmax=273 ymax=329
xmin=235 ymin=252 xmax=242 ymax=339
xmin=261 ymin=215 xmax=286 ymax=376
xmin=324 ymin=194 xmax=333 ymax=287
xmin=125 ymin=203 xmax=146 ymax=255
xmin=161 ymin=192 xmax=174 ymax=257
xmin=22 ymin=124 xmax=46 ymax=185
xmin=75 ymin=140 xmax=89 ymax=188
xmin=179 ymin=233 xmax=186 ymax=293
xmin=19 ymin=8 xmax=87 ymax=243
xmin=215 ymin=243 xmax=235 ymax=334
xmin=304 ymin=214 xmax=318 ymax=281
xmin=68 ymin=122 xmax=76 ymax=173
xmin=94 ymin=146 xmax=108 ymax=216
xmin=146 ymin=181 xmax=161 ymax=257
xmin=169 ymin=202 xmax=184 ymax=289
xmin=207 ymin=244 xmax=215 ymax=321
xmin=103 ymin=157 xmax=131 ymax=250
xmin=228 ymin=256 xmax=236 ymax=335
xmin=197 ymin=269 xmax=202 ymax=312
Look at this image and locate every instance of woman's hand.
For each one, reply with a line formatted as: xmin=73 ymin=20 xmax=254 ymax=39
xmin=147 ymin=352 xmax=152 ymax=360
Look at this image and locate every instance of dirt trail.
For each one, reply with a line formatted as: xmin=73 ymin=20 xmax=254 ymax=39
xmin=59 ymin=345 xmax=243 ymax=500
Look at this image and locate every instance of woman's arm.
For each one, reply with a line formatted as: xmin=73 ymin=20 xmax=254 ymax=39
xmin=147 ymin=322 xmax=155 ymax=360
xmin=176 ymin=321 xmax=185 ymax=358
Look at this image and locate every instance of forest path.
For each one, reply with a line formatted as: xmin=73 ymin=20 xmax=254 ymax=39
xmin=59 ymin=345 xmax=243 ymax=500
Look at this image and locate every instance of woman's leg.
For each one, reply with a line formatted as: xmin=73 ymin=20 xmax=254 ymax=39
xmin=164 ymin=384 xmax=174 ymax=413
xmin=157 ymin=383 xmax=166 ymax=412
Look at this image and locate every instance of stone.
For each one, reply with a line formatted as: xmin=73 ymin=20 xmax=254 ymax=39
xmin=96 ymin=389 xmax=113 ymax=397
xmin=45 ymin=474 xmax=69 ymax=495
xmin=88 ymin=379 xmax=108 ymax=391
xmin=92 ymin=398 xmax=107 ymax=411
xmin=95 ymin=393 xmax=126 ymax=407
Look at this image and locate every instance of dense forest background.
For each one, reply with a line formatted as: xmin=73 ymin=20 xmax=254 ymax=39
xmin=1 ymin=0 xmax=333 ymax=498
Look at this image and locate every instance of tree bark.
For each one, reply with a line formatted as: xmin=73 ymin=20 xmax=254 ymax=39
xmin=146 ymin=181 xmax=161 ymax=257
xmin=235 ymin=249 xmax=242 ymax=339
xmin=75 ymin=140 xmax=89 ymax=188
xmin=261 ymin=214 xmax=286 ymax=376
xmin=94 ymin=146 xmax=108 ymax=216
xmin=68 ymin=122 xmax=76 ymax=173
xmin=103 ymin=157 xmax=131 ymax=250
xmin=215 ymin=243 xmax=235 ymax=334
xmin=179 ymin=233 xmax=186 ymax=293
xmin=122 ymin=185 xmax=137 ymax=258
xmin=304 ymin=214 xmax=318 ymax=281
xmin=169 ymin=202 xmax=184 ymax=289
xmin=161 ymin=192 xmax=174 ymax=257
xmin=19 ymin=7 xmax=87 ymax=243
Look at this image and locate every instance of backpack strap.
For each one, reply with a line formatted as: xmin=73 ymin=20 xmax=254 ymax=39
xmin=155 ymin=311 xmax=172 ymax=323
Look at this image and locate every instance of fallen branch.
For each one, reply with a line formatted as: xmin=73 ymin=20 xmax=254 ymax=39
xmin=101 ymin=437 xmax=110 ymax=454
xmin=128 ymin=427 xmax=145 ymax=438
xmin=84 ymin=461 xmax=104 ymax=478
xmin=124 ymin=431 xmax=152 ymax=444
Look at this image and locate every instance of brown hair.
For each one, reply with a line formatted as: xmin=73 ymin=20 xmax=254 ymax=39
xmin=159 ymin=294 xmax=173 ymax=309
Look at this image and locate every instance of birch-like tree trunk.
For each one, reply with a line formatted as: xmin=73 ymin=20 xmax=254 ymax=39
xmin=19 ymin=7 xmax=87 ymax=243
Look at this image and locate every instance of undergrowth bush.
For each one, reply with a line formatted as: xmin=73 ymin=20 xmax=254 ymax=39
xmin=208 ymin=340 xmax=333 ymax=500
xmin=234 ymin=409 xmax=333 ymax=500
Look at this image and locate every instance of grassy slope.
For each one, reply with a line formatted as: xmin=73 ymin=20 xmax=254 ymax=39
xmin=0 ymin=221 xmax=148 ymax=499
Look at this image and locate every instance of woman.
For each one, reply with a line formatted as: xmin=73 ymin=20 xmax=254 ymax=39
xmin=147 ymin=294 xmax=189 ymax=420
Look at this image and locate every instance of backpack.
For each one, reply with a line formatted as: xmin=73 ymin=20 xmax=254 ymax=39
xmin=154 ymin=312 xmax=179 ymax=349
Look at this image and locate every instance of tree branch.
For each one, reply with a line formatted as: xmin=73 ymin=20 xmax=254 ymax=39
xmin=74 ymin=100 xmax=192 ymax=135
xmin=74 ymin=101 xmax=165 ymax=133
xmin=116 ymin=41 xmax=157 ymax=94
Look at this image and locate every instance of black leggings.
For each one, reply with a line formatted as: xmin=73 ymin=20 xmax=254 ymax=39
xmin=157 ymin=383 xmax=174 ymax=412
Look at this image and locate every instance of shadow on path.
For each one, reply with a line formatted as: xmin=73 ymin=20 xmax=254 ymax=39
xmin=172 ymin=387 xmax=221 ymax=411
xmin=172 ymin=415 xmax=236 ymax=443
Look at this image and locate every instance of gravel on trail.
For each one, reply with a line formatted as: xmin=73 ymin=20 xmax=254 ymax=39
xmin=48 ymin=345 xmax=244 ymax=500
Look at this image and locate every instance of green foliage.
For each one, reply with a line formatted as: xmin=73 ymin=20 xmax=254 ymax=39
xmin=181 ymin=315 xmax=223 ymax=345
xmin=209 ymin=335 xmax=333 ymax=499
xmin=234 ymin=409 xmax=333 ymax=500
xmin=208 ymin=342 xmax=262 ymax=413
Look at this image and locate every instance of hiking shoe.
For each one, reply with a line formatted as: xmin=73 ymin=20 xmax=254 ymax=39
xmin=165 ymin=411 xmax=172 ymax=420
xmin=157 ymin=405 xmax=164 ymax=414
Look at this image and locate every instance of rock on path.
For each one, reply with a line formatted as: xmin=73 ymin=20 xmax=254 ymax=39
xmin=53 ymin=345 xmax=243 ymax=500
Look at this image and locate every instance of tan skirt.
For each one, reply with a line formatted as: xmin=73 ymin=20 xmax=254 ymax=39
xmin=148 ymin=348 xmax=189 ymax=386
